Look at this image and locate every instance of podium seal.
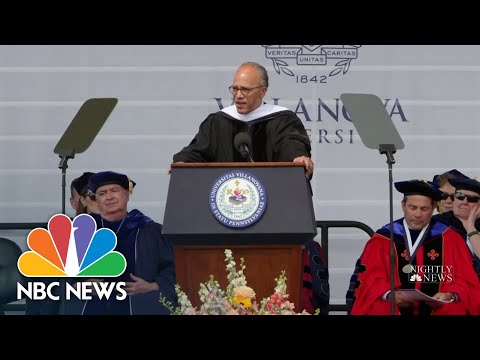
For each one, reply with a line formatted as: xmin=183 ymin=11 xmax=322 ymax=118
xmin=209 ymin=170 xmax=267 ymax=228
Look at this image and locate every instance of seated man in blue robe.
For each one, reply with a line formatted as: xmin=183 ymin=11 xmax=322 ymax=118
xmin=66 ymin=170 xmax=177 ymax=315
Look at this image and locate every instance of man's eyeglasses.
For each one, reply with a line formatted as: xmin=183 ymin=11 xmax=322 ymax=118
xmin=228 ymin=85 xmax=264 ymax=96
xmin=442 ymin=193 xmax=455 ymax=201
xmin=455 ymin=191 xmax=480 ymax=203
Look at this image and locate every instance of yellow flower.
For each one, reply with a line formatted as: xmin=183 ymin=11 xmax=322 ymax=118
xmin=232 ymin=286 xmax=255 ymax=308
xmin=232 ymin=296 xmax=252 ymax=308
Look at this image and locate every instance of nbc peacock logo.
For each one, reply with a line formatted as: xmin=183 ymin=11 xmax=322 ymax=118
xmin=18 ymin=213 xmax=126 ymax=277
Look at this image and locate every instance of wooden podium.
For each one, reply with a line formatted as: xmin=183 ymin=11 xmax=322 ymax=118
xmin=162 ymin=162 xmax=317 ymax=309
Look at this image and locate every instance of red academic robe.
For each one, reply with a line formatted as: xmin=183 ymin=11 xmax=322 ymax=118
xmin=351 ymin=219 xmax=480 ymax=315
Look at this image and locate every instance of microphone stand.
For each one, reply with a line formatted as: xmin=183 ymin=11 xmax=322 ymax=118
xmin=379 ymin=143 xmax=397 ymax=315
xmin=58 ymin=149 xmax=75 ymax=215
xmin=244 ymin=128 xmax=254 ymax=163
xmin=239 ymin=144 xmax=254 ymax=162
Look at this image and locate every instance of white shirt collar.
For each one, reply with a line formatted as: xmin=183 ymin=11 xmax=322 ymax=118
xmin=221 ymin=103 xmax=290 ymax=122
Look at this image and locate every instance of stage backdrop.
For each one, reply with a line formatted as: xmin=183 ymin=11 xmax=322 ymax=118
xmin=0 ymin=45 xmax=478 ymax=307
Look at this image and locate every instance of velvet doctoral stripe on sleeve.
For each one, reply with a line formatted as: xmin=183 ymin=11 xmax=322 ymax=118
xmin=350 ymin=233 xmax=402 ymax=315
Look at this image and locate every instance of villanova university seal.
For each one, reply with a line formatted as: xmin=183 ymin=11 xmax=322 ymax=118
xmin=262 ymin=45 xmax=361 ymax=84
xmin=209 ymin=170 xmax=267 ymax=228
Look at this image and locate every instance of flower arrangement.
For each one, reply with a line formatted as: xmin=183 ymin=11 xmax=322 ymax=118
xmin=160 ymin=249 xmax=310 ymax=315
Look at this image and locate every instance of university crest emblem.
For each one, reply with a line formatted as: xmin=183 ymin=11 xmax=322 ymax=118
xmin=209 ymin=171 xmax=267 ymax=228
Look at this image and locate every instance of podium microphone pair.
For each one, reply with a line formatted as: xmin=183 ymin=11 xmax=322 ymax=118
xmin=234 ymin=132 xmax=254 ymax=162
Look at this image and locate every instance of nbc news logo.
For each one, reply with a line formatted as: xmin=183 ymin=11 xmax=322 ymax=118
xmin=17 ymin=214 xmax=127 ymax=301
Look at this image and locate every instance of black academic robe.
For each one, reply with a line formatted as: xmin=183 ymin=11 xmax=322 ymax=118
xmin=301 ymin=240 xmax=330 ymax=315
xmin=350 ymin=218 xmax=480 ymax=315
xmin=434 ymin=211 xmax=480 ymax=278
xmin=173 ymin=106 xmax=311 ymax=163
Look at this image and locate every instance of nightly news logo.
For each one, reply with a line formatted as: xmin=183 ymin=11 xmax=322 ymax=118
xmin=407 ymin=265 xmax=454 ymax=283
xmin=17 ymin=214 xmax=127 ymax=301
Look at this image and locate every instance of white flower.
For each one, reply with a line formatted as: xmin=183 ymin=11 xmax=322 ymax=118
xmin=160 ymin=249 xmax=310 ymax=315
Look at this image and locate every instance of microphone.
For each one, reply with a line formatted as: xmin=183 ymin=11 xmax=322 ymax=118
xmin=234 ymin=132 xmax=253 ymax=162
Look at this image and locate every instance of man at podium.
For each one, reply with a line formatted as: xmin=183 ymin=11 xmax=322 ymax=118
xmin=168 ymin=62 xmax=328 ymax=314
xmin=171 ymin=61 xmax=314 ymax=179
